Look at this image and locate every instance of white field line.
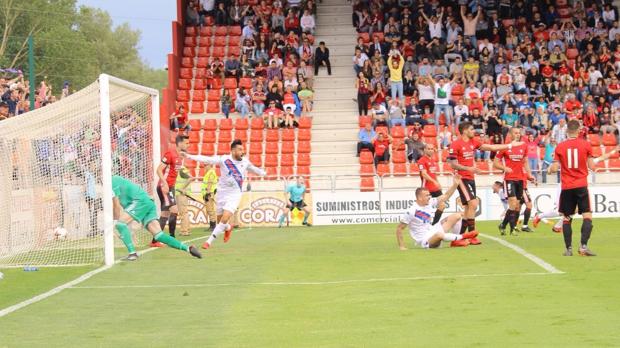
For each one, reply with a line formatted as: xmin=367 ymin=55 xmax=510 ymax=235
xmin=0 ymin=231 xmax=225 ymax=318
xmin=70 ymin=272 xmax=555 ymax=289
xmin=480 ymin=233 xmax=564 ymax=274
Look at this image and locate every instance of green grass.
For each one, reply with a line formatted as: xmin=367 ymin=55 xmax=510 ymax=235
xmin=1 ymin=220 xmax=620 ymax=347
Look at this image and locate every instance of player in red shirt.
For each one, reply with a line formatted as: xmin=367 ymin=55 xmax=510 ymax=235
xmin=417 ymin=144 xmax=445 ymax=225
xmin=549 ymin=119 xmax=618 ymax=256
xmin=448 ymin=122 xmax=523 ymax=245
xmin=154 ymin=134 xmax=189 ymax=246
xmin=493 ymin=127 xmax=534 ymax=236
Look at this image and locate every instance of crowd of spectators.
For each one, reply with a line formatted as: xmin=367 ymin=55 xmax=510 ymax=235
xmin=353 ymin=0 xmax=620 ymax=179
xmin=184 ymin=0 xmax=328 ymax=129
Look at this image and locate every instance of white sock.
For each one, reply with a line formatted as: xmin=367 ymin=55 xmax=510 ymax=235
xmin=539 ymin=210 xmax=560 ymax=219
xmin=554 ymin=219 xmax=563 ymax=229
xmin=443 ymin=233 xmax=462 ymax=242
xmin=207 ymin=223 xmax=229 ymax=244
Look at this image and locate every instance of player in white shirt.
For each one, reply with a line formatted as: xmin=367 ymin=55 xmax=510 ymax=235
xmin=184 ymin=140 xmax=267 ymax=249
xmin=396 ymin=175 xmax=479 ymax=249
xmin=532 ymin=184 xmax=563 ymax=233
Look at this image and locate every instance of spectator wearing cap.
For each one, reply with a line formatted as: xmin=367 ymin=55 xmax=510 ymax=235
xmin=373 ymin=132 xmax=392 ymax=168
xmin=357 ymin=123 xmax=376 ymax=156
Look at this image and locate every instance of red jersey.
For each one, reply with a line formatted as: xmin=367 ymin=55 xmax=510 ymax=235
xmin=496 ymin=144 xmax=528 ymax=181
xmin=418 ymin=155 xmax=441 ymax=192
xmin=448 ymin=137 xmax=482 ymax=180
xmin=161 ymin=148 xmax=182 ymax=187
xmin=554 ymin=137 xmax=592 ymax=190
xmin=373 ymin=139 xmax=390 ymax=157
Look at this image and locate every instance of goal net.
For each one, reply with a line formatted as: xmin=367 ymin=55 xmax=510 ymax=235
xmin=0 ymin=74 xmax=160 ymax=267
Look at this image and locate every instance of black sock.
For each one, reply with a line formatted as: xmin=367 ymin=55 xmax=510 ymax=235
xmin=563 ymin=218 xmax=573 ymax=249
xmin=432 ymin=209 xmax=444 ymax=225
xmin=523 ymin=208 xmax=531 ymax=226
xmin=500 ymin=210 xmax=511 ymax=229
xmin=168 ymin=213 xmax=178 ymax=237
xmin=459 ymin=219 xmax=469 ymax=235
xmin=467 ymin=218 xmax=476 ymax=232
xmin=158 ymin=216 xmax=168 ymax=230
xmin=508 ymin=210 xmax=518 ymax=231
xmin=581 ymin=218 xmax=593 ymax=247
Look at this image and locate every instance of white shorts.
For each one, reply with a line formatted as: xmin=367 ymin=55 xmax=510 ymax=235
xmin=216 ymin=192 xmax=242 ymax=215
xmin=417 ymin=223 xmax=444 ymax=249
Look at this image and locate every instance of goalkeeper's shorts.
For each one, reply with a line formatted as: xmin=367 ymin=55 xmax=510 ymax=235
xmin=125 ymin=198 xmax=159 ymax=227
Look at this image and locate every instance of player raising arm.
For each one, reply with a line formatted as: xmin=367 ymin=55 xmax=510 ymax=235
xmin=396 ymin=175 xmax=478 ymax=250
xmin=183 ymin=139 xmax=266 ymax=249
xmin=448 ymin=122 xmax=524 ymax=244
xmin=112 ymin=175 xmax=202 ymax=260
xmin=549 ymin=119 xmax=619 ymax=256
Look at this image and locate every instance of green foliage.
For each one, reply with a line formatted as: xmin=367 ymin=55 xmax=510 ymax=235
xmin=0 ymin=0 xmax=166 ymax=93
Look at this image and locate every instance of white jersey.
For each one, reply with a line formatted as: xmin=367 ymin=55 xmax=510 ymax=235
xmin=400 ymin=198 xmax=439 ymax=244
xmin=495 ymin=188 xmax=508 ymax=210
xmin=188 ymin=154 xmax=266 ymax=194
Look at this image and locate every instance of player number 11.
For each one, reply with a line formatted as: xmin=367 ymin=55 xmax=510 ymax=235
xmin=567 ymin=148 xmax=579 ymax=169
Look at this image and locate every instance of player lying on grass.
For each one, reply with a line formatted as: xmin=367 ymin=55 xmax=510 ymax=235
xmin=112 ymin=175 xmax=202 ymax=260
xmin=278 ymin=176 xmax=312 ymax=227
xmin=396 ymin=175 xmax=479 ymax=250
xmin=532 ymin=184 xmax=563 ymax=233
xmin=492 ymin=180 xmax=540 ymax=233
xmin=183 ymin=139 xmax=266 ymax=249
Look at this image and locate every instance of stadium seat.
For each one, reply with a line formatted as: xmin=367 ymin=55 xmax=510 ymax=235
xmin=207 ymin=89 xmax=221 ymax=101
xmin=265 ymin=154 xmax=279 ymax=167
xmin=296 ymin=166 xmax=310 ymax=176
xmin=184 ymin=159 xmax=197 ymax=169
xmin=588 ymin=134 xmax=601 ymax=146
xmin=228 ymin=46 xmax=241 ymax=57
xmin=605 ymin=146 xmax=620 ymax=158
xmin=210 ymin=78 xmax=223 ymax=89
xmin=178 ymin=79 xmax=191 ymax=90
xmin=197 ymin=47 xmax=210 ymax=57
xmin=202 ymin=130 xmax=216 ymax=143
xmin=184 ymin=36 xmax=197 ymax=47
xmin=281 ymin=141 xmax=295 ymax=154
xmin=239 ymin=77 xmax=252 ymax=89
xmin=476 ymin=161 xmax=490 ymax=173
xmin=218 ymin=130 xmax=232 ymax=143
xmin=298 ymin=129 xmax=311 ymax=141
xmin=187 ymin=143 xmax=199 ymax=155
xmin=190 ymin=102 xmax=204 ymax=114
xmin=423 ymin=125 xmax=437 ymax=137
xmin=358 ymin=32 xmax=370 ymax=43
xmin=376 ymin=163 xmax=390 ymax=177
xmin=196 ymin=57 xmax=209 ymax=68
xmin=280 ymin=166 xmax=294 ymax=178
xmin=281 ymin=154 xmax=294 ymax=166
xmin=359 ymin=116 xmax=371 ymax=127
xmin=442 ymin=162 xmax=453 ymax=174
xmin=609 ymin=158 xmax=620 ymax=171
xmin=198 ymin=36 xmax=211 ymax=47
xmin=217 ymin=141 xmax=230 ymax=155
xmin=214 ymin=36 xmax=227 ymax=47
xmin=212 ymin=46 xmax=225 ymax=58
xmin=219 ymin=118 xmax=233 ymax=130
xmin=235 ymin=118 xmax=249 ymax=130
xmin=372 ymin=32 xmax=384 ymax=42
xmin=265 ymin=141 xmax=279 ymax=154
xmin=391 ymin=126 xmax=405 ymax=139
xmin=594 ymin=159 xmax=607 ymax=171
xmin=375 ymin=126 xmax=388 ymax=135
xmin=249 ymin=142 xmax=263 ymax=154
xmin=592 ymin=146 xmax=603 ymax=157
xmin=360 ymin=150 xmax=373 ymax=164
xmin=234 ymin=129 xmax=247 ymax=142
xmin=204 ymin=119 xmax=217 ymax=131
xmin=189 ymin=119 xmax=202 ymax=130
xmin=193 ymin=79 xmax=207 ymax=90
xmin=206 ymin=101 xmax=220 ymax=113
xmin=185 ymin=26 xmax=197 ymax=37
xmin=215 ymin=26 xmax=228 ymax=36
xmin=603 ymin=133 xmax=617 ymax=146
xmin=297 ymin=153 xmax=311 ymax=166
xmin=298 ymin=117 xmax=312 ymax=129
xmin=296 ymin=141 xmax=311 ymax=153
xmin=192 ymin=90 xmax=206 ymax=101
xmin=224 ymin=78 xmax=237 ymax=89
xmin=181 ymin=57 xmax=194 ymax=68
xmin=199 ymin=26 xmax=213 ymax=36
xmin=264 ymin=166 xmax=278 ymax=180
xmin=179 ymin=68 xmax=193 ymax=79
xmin=392 ymin=150 xmax=406 ymax=163
xmin=360 ymin=176 xmax=375 ymax=192
xmin=282 ymin=128 xmax=295 ymax=141
xmin=177 ymin=90 xmax=190 ymax=102
xmin=266 ymin=128 xmax=279 ymax=142
xmin=250 ymin=129 xmax=264 ymax=142
xmin=360 ymin=164 xmax=374 ymax=175
xmin=393 ymin=163 xmax=407 ymax=176
xmin=409 ymin=162 xmax=420 ymax=174
xmin=249 ymin=154 xmax=262 ymax=167
xmin=228 ymin=36 xmax=241 ymax=47
xmin=251 ymin=117 xmax=264 ymax=129
xmin=424 ymin=137 xmax=437 ymax=146
xmin=228 ymin=26 xmax=242 ymax=36
xmin=194 ymin=68 xmax=207 ymax=79
xmin=188 ymin=131 xmax=200 ymax=143
xmin=182 ymin=47 xmax=195 ymax=57
xmin=200 ymin=143 xmax=215 ymax=156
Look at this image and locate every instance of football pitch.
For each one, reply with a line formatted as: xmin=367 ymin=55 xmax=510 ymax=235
xmin=1 ymin=220 xmax=620 ymax=347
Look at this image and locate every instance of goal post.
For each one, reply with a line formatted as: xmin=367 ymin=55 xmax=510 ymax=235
xmin=0 ymin=74 xmax=160 ymax=268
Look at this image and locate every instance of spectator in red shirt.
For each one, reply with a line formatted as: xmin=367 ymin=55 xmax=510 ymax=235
xmin=264 ymin=100 xmax=282 ymax=129
xmin=169 ymin=105 xmax=190 ymax=134
xmin=373 ymin=132 xmax=392 ymax=167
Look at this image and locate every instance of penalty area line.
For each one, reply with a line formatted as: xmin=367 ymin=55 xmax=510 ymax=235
xmin=0 ymin=231 xmax=232 ymax=318
xmin=70 ymin=272 xmax=556 ymax=289
xmin=480 ymin=233 xmax=564 ymax=274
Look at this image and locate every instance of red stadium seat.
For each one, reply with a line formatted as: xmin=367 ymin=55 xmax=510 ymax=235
xmin=228 ymin=36 xmax=241 ymax=47
xmin=234 ymin=129 xmax=247 ymax=142
xmin=249 ymin=142 xmax=263 ymax=154
xmin=605 ymin=146 xmax=620 ymax=158
xmin=281 ymin=154 xmax=294 ymax=166
xmin=594 ymin=159 xmax=607 ymax=171
xmin=280 ymin=166 xmax=294 ymax=178
xmin=297 ymin=153 xmax=311 ymax=166
xmin=195 ymin=68 xmax=207 ymax=79
xmin=265 ymin=154 xmax=279 ymax=167
xmin=409 ymin=162 xmax=420 ymax=174
xmin=187 ymin=143 xmax=199 ymax=155
xmin=202 ymin=130 xmax=216 ymax=143
xmin=281 ymin=141 xmax=295 ymax=154
xmin=206 ymin=101 xmax=220 ymax=113
xmin=188 ymin=131 xmax=200 ymax=143
xmin=360 ymin=164 xmax=374 ymax=175
xmin=235 ymin=118 xmax=249 ymax=130
xmin=609 ymin=158 xmax=620 ymax=171
xmin=178 ymin=79 xmax=191 ymax=90
xmin=476 ymin=161 xmax=490 ymax=173
xmin=190 ymin=102 xmax=204 ymax=114
xmin=196 ymin=57 xmax=209 ymax=68
xmin=423 ymin=137 xmax=437 ymax=146
xmin=192 ymin=90 xmax=206 ymax=101
xmin=603 ymin=133 xmax=617 ymax=146
xmin=185 ymin=26 xmax=197 ymax=37
xmin=588 ymin=134 xmax=601 ymax=146
xmin=184 ymin=159 xmax=197 ymax=169
xmin=359 ymin=116 xmax=371 ymax=127
xmin=442 ymin=162 xmax=453 ymax=174
xmin=179 ymin=68 xmax=193 ymax=79
xmin=228 ymin=46 xmax=241 ymax=57
xmin=372 ymin=32 xmax=384 ymax=42
xmin=249 ymin=154 xmax=262 ymax=167
xmin=250 ymin=129 xmax=264 ymax=142
xmin=217 ymin=141 xmax=230 ymax=155
xmin=392 ymin=150 xmax=406 ymax=163
xmin=266 ymin=128 xmax=279 ymax=142
xmin=219 ymin=118 xmax=233 ymax=130
xmin=212 ymin=47 xmax=225 ymax=58
xmin=358 ymin=32 xmax=370 ymax=43
xmin=297 ymin=141 xmax=311 ymax=153
xmin=296 ymin=166 xmax=310 ymax=176
xmin=215 ymin=26 xmax=228 ymax=36
xmin=189 ymin=119 xmax=202 ymax=130
xmin=199 ymin=26 xmax=213 ymax=36
xmin=376 ymin=163 xmax=390 ymax=177
xmin=177 ymin=90 xmax=190 ymax=102
xmin=239 ymin=77 xmax=252 ymax=89
xmin=204 ymin=119 xmax=217 ymax=131
xmin=228 ymin=26 xmax=242 ymax=36
xmin=375 ymin=126 xmax=388 ymax=135
xmin=423 ymin=125 xmax=437 ymax=137
xmin=182 ymin=47 xmax=195 ymax=57
xmin=197 ymin=47 xmax=210 ymax=57
xmin=282 ymin=128 xmax=295 ymax=141
xmin=298 ymin=117 xmax=312 ymax=129
xmin=360 ymin=150 xmax=373 ymax=164
xmin=251 ymin=117 xmax=264 ymax=129
xmin=265 ymin=141 xmax=279 ymax=154
xmin=193 ymin=79 xmax=207 ymax=90
xmin=207 ymin=89 xmax=221 ymax=101
xmin=298 ymin=129 xmax=311 ymax=141
xmin=218 ymin=130 xmax=232 ymax=143
xmin=181 ymin=57 xmax=194 ymax=68
xmin=200 ymin=143 xmax=215 ymax=156
xmin=264 ymin=166 xmax=278 ymax=180
xmin=391 ymin=126 xmax=405 ymax=139
xmin=360 ymin=176 xmax=375 ymax=192
xmin=393 ymin=163 xmax=407 ymax=176
xmin=224 ymin=77 xmax=237 ymax=89
xmin=592 ymin=146 xmax=603 ymax=157
xmin=184 ymin=36 xmax=197 ymax=47
xmin=214 ymin=36 xmax=227 ymax=47
xmin=198 ymin=36 xmax=211 ymax=47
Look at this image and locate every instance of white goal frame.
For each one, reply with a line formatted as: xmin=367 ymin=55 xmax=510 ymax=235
xmin=99 ymin=74 xmax=160 ymax=265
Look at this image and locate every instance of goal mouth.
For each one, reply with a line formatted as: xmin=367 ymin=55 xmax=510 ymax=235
xmin=0 ymin=74 xmax=160 ymax=268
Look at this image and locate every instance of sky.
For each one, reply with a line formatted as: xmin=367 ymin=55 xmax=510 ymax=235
xmin=76 ymin=0 xmax=177 ymax=69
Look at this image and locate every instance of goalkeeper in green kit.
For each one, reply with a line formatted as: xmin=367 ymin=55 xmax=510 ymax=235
xmin=112 ymin=175 xmax=202 ymax=260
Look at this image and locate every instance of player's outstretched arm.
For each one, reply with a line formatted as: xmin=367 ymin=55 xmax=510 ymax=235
xmin=589 ymin=146 xmax=619 ymax=170
xmin=395 ymin=223 xmax=408 ymax=251
xmin=439 ymin=174 xmax=461 ymax=204
xmin=185 ymin=154 xmax=221 ymax=165
xmin=479 ymin=140 xmax=524 ymax=152
xmin=492 ymin=155 xmax=513 ymax=173
xmin=248 ymin=162 xmax=267 ymax=176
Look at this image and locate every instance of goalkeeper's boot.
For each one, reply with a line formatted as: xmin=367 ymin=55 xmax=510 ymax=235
xmin=189 ymin=245 xmax=202 ymax=259
xmin=498 ymin=223 xmax=507 ymax=236
xmin=578 ymin=245 xmax=597 ymax=257
xmin=532 ymin=215 xmax=542 ymax=228
xmin=520 ymin=226 xmax=533 ymax=233
xmin=563 ymin=247 xmax=573 ymax=256
xmin=223 ymin=224 xmax=233 ymax=243
xmin=126 ymin=253 xmax=139 ymax=261
xmin=201 ymin=241 xmax=211 ymax=249
xmin=149 ymin=241 xmax=165 ymax=248
xmin=462 ymin=230 xmax=479 ymax=240
xmin=450 ymin=239 xmax=470 ymax=247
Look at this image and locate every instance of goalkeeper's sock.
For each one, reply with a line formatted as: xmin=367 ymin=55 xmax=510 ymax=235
xmin=154 ymin=231 xmax=189 ymax=252
xmin=278 ymin=214 xmax=286 ymax=227
xmin=523 ymin=208 xmax=531 ymax=226
xmin=168 ymin=213 xmax=178 ymax=237
xmin=116 ymin=221 xmax=136 ymax=254
xmin=207 ymin=223 xmax=228 ymax=245
xmin=442 ymin=233 xmax=462 ymax=242
xmin=432 ymin=209 xmax=444 ymax=225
